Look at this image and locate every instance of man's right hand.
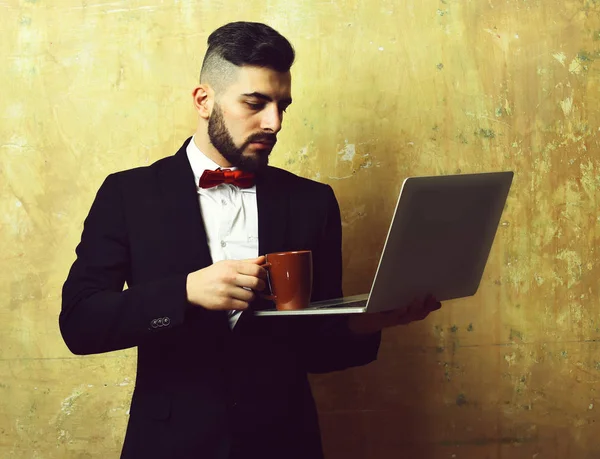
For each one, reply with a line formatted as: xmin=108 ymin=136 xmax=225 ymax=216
xmin=186 ymin=256 xmax=268 ymax=311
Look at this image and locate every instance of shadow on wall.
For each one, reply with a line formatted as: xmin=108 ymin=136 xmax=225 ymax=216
xmin=310 ymin=324 xmax=440 ymax=459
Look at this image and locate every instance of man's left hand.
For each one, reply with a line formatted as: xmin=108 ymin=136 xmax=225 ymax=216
xmin=347 ymin=295 xmax=442 ymax=335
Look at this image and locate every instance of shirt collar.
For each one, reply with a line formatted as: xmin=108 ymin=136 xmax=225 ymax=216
xmin=186 ymin=136 xmax=256 ymax=193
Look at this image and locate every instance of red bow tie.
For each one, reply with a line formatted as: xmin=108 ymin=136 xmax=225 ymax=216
xmin=199 ymin=169 xmax=255 ymax=189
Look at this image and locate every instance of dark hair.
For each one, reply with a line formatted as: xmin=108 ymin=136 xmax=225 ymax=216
xmin=203 ymin=22 xmax=295 ymax=72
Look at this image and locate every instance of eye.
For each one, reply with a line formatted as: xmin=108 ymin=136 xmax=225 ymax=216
xmin=246 ymin=102 xmax=264 ymax=111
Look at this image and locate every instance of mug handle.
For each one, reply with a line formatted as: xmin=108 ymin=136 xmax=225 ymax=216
xmin=259 ymin=261 xmax=276 ymax=301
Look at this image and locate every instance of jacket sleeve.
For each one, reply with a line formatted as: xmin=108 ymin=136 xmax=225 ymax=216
xmin=296 ymin=185 xmax=381 ymax=374
xmin=60 ymin=174 xmax=197 ymax=355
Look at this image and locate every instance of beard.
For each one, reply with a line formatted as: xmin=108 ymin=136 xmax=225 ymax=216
xmin=207 ymin=103 xmax=276 ymax=173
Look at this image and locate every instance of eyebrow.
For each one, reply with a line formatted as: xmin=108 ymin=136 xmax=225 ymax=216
xmin=241 ymin=92 xmax=293 ymax=106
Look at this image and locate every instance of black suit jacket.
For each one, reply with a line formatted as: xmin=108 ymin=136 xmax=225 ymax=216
xmin=60 ymin=138 xmax=381 ymax=459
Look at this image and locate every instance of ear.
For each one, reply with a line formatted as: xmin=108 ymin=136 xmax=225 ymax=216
xmin=192 ymin=84 xmax=213 ymax=120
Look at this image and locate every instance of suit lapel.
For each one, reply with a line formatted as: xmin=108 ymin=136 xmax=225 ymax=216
xmin=256 ymin=168 xmax=288 ymax=256
xmin=158 ymin=138 xmax=212 ymax=270
xmin=232 ymin=167 xmax=289 ymax=318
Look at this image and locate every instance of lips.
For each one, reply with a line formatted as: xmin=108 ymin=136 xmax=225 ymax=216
xmin=250 ymin=141 xmax=275 ymax=148
xmin=247 ymin=134 xmax=277 ymax=148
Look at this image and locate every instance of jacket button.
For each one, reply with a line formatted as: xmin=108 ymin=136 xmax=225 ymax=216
xmin=163 ymin=317 xmax=171 ymax=326
xmin=157 ymin=318 xmax=163 ymax=327
xmin=151 ymin=319 xmax=158 ymax=329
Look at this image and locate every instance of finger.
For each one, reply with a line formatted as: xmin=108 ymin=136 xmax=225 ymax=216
xmin=380 ymin=309 xmax=408 ymax=323
xmin=236 ymin=261 xmax=268 ymax=279
xmin=382 ymin=298 xmax=419 ymax=318
xmin=229 ymin=286 xmax=256 ymax=303
xmin=406 ymin=297 xmax=424 ymax=316
xmin=403 ymin=302 xmax=429 ymax=322
xmin=430 ymin=301 xmax=442 ymax=311
xmin=379 ymin=308 xmax=411 ymax=326
xmin=240 ymin=256 xmax=266 ymax=265
xmin=226 ymin=298 xmax=250 ymax=311
xmin=415 ymin=309 xmax=432 ymax=321
xmin=416 ymin=299 xmax=441 ymax=320
xmin=236 ymin=273 xmax=267 ymax=292
xmin=424 ymin=295 xmax=442 ymax=311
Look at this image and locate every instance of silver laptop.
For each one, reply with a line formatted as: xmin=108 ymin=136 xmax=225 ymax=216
xmin=254 ymin=171 xmax=514 ymax=316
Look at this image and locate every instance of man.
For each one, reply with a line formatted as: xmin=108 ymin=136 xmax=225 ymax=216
xmin=60 ymin=22 xmax=441 ymax=459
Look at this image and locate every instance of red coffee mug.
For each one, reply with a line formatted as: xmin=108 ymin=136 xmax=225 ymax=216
xmin=261 ymin=250 xmax=313 ymax=310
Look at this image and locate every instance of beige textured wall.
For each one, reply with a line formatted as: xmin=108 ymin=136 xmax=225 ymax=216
xmin=2 ymin=0 xmax=599 ymax=458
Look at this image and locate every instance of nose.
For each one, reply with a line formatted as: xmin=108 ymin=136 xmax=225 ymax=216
xmin=260 ymin=104 xmax=283 ymax=134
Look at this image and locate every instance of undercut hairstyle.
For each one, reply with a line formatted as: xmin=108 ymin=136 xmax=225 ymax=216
xmin=200 ymin=21 xmax=295 ymax=92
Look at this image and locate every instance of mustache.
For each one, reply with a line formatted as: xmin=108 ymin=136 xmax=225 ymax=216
xmin=246 ymin=133 xmax=277 ymax=145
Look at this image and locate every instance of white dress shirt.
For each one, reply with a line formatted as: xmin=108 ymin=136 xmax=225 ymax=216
xmin=186 ymin=136 xmax=259 ymax=328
